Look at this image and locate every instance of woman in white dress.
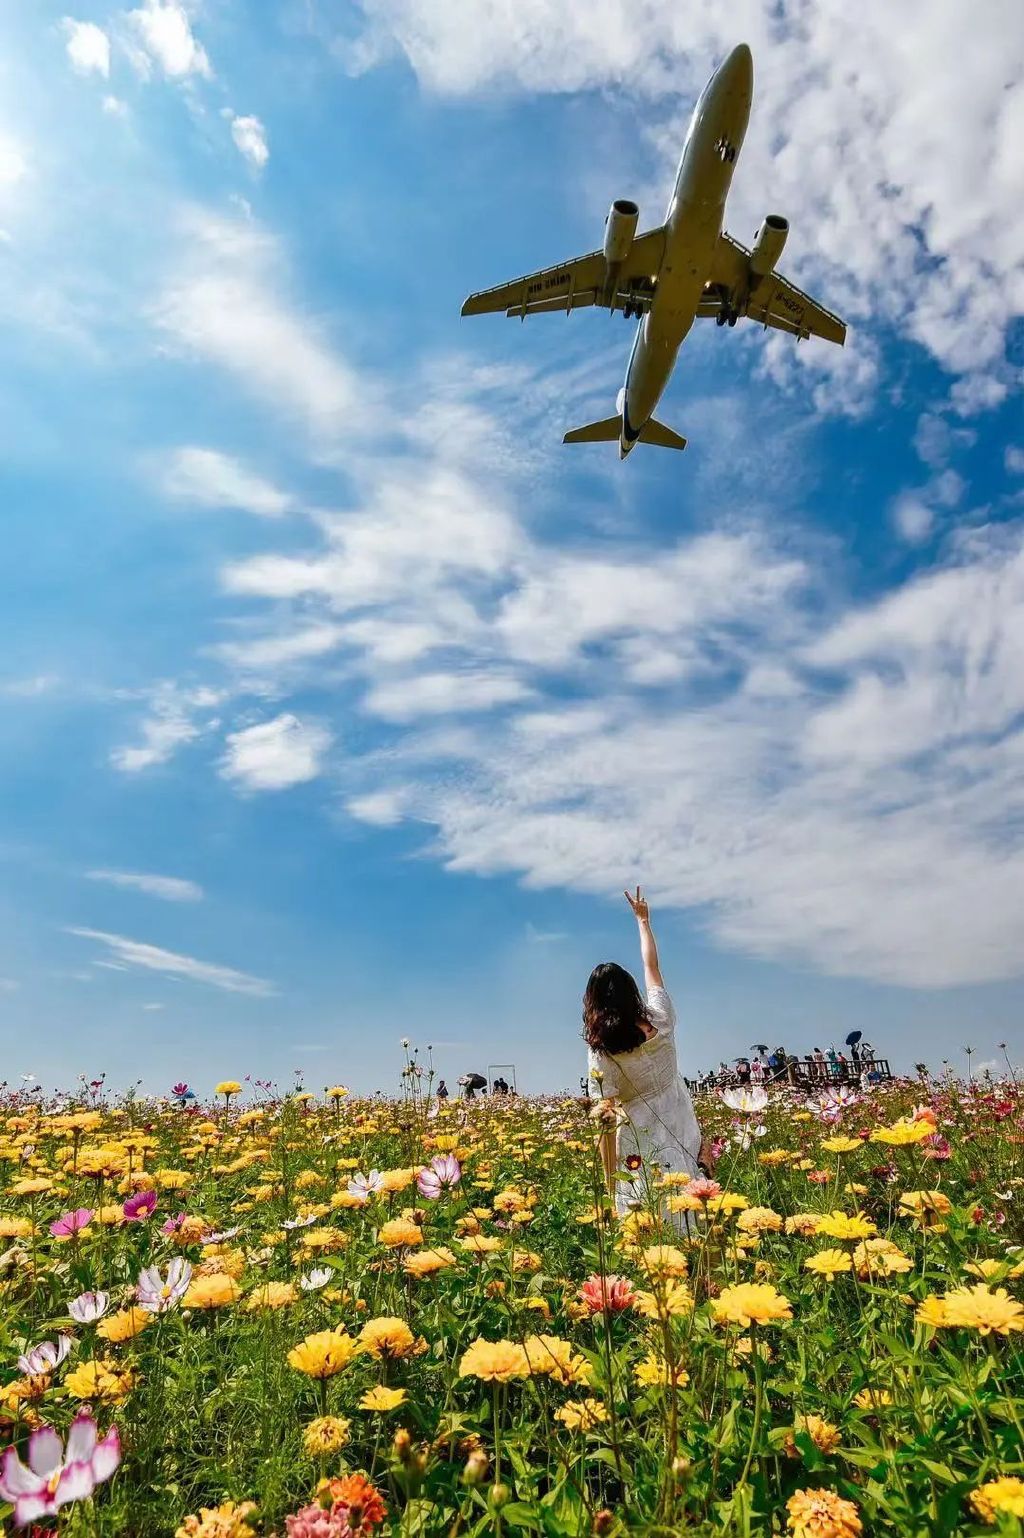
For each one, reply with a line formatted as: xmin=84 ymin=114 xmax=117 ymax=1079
xmin=585 ymin=889 xmax=711 ymax=1224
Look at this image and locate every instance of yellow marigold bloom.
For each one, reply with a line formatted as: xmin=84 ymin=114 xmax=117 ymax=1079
xmin=431 ymin=1134 xmax=459 ymax=1151
xmin=843 ymin=1182 xmax=869 ymax=1197
xmin=359 ymin=1385 xmax=407 ymax=1412
xmin=966 ymin=1258 xmax=1008 ymax=1280
xmin=302 ymin=1416 xmax=350 ymax=1457
xmin=378 ymin=1218 xmax=423 ymax=1248
xmin=300 ymin=1227 xmax=348 ymax=1254
xmin=638 ymin=1244 xmax=689 ymax=1279
xmin=785 ymin=1414 xmax=841 ymax=1458
xmin=815 ymin=1211 xmax=877 ymax=1242
xmin=10 ymin=1177 xmax=53 ymax=1196
xmin=330 ymin=1191 xmax=369 ymax=1211
xmin=0 ymin=1216 xmax=32 ymax=1238
xmin=555 ymin=1398 xmax=608 ymax=1432
xmin=852 ymin=1386 xmax=893 ymax=1410
xmin=378 ymin=1167 xmax=418 ymax=1193
xmin=294 ymin=1170 xmax=325 ymax=1190
xmin=659 ymin=1171 xmax=693 ymax=1189
xmin=940 ymin=1284 xmax=1024 ymax=1336
xmin=358 ymin=1316 xmax=418 ymax=1360
xmin=245 ymin=1282 xmax=296 ymax=1311
xmin=154 ymin=1169 xmax=193 ymax=1191
xmin=758 ymin=1149 xmax=792 ymax=1166
xmin=712 ymin=1282 xmax=793 ymax=1328
xmin=820 ymin=1137 xmax=863 ymax=1154
xmin=64 ymin=1358 xmax=134 ymax=1402
xmin=704 ymin=1192 xmax=750 ymax=1216
xmin=403 ymin=1246 xmax=456 ymax=1277
xmin=458 ymin=1233 xmax=501 ymax=1255
xmin=520 ymin=1297 xmax=551 ymax=1319
xmin=287 ymin=1327 xmax=358 ymax=1378
xmin=184 ymin=1275 xmax=241 ymax=1310
xmin=970 ymin=1476 xmax=1024 ymax=1524
xmin=508 ymin=1249 xmax=542 ymax=1273
xmin=804 ymin=1249 xmax=853 ymax=1280
xmin=915 ymin=1294 xmax=949 ymax=1328
xmin=870 ymin=1119 xmax=932 ymax=1147
xmin=215 ymin=1082 xmax=242 ymax=1097
xmin=522 ymin=1335 xmax=592 ymax=1386
xmin=616 ymin=1211 xmax=652 ymax=1243
xmin=98 ymin=1306 xmax=150 ymax=1342
xmin=852 ymin=1237 xmax=912 ymax=1279
xmin=786 ymin=1488 xmax=862 ymax=1538
xmin=785 ymin=1213 xmax=823 ymax=1237
xmin=197 ymin=1247 xmax=246 ymax=1280
xmin=458 ymin=1337 xmax=530 ymax=1382
xmin=175 ymin=1500 xmax=258 ymax=1538
xmin=736 ymin=1206 xmax=783 ymax=1235
xmin=634 ymin=1350 xmax=689 ymax=1389
xmin=666 ymin=1191 xmax=703 ymax=1214
xmin=635 ymin=1281 xmax=694 ymax=1319
xmin=898 ymin=1189 xmax=952 ymax=1228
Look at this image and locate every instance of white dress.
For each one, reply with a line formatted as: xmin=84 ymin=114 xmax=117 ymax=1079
xmin=587 ymin=986 xmax=702 ymax=1224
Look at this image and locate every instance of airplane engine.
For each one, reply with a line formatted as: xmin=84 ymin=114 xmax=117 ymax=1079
xmin=749 ymin=214 xmax=789 ymax=279
xmin=603 ymin=199 xmax=639 ymax=264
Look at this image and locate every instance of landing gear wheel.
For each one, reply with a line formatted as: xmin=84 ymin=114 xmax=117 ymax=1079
xmin=716 ymin=310 xmax=728 ymax=327
xmin=727 ymin=313 xmax=738 ymax=327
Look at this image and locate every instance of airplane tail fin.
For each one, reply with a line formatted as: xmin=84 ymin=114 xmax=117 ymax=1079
xmin=562 ymin=415 xmax=621 ymax=445
xmin=640 ymin=417 xmax=687 ymax=451
xmin=562 ymin=414 xmax=687 ymax=451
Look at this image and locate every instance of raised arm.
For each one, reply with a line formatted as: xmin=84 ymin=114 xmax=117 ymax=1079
xmin=624 ymin=886 xmax=664 ymax=991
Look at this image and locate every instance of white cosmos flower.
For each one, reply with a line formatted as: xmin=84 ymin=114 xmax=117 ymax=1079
xmin=721 ymin=1086 xmax=769 ymax=1114
xmin=68 ymin=1291 xmax=109 ymax=1325
xmin=299 ymin=1268 xmax=332 ymax=1292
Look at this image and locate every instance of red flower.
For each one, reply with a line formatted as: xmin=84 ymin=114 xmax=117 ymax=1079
xmin=579 ymin=1273 xmax=638 ymax=1315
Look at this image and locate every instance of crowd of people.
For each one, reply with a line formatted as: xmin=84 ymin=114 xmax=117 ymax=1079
xmin=689 ymin=1038 xmax=889 ymax=1092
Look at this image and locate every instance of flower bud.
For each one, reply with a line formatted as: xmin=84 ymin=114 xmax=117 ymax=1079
xmin=490 ymin=1483 xmax=511 ymax=1510
xmin=462 ymin=1449 xmax=489 ymax=1487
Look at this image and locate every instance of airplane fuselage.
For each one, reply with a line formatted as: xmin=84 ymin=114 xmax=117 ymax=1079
xmin=619 ymin=44 xmax=753 ymax=457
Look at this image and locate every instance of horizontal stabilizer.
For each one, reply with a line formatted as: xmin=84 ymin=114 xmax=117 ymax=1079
xmin=562 ymin=415 xmax=621 ymax=445
xmin=639 ymin=417 xmax=687 ymax=451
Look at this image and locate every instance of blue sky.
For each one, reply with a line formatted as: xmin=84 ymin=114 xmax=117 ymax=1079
xmin=1 ymin=1 xmax=1023 ymax=1097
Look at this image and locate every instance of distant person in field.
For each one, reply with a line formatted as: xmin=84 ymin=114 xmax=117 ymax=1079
xmin=584 ymin=887 xmax=713 ymax=1229
xmin=436 ymin=1079 xmax=448 ymax=1102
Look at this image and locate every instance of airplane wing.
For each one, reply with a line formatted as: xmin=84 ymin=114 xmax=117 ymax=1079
xmin=709 ymin=231 xmax=847 ymax=346
xmin=462 ymin=228 xmax=667 ymax=319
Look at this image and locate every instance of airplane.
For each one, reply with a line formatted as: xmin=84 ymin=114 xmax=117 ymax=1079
xmin=461 ymin=43 xmax=846 ymax=458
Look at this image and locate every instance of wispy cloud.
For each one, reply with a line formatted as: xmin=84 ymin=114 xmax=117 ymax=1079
xmin=122 ymin=0 xmax=212 ymax=80
xmin=68 ymin=927 xmax=274 ymax=995
xmin=219 ymin=713 xmax=332 ymax=791
xmin=161 ymin=447 xmax=295 ymax=517
xmin=86 ymin=869 xmax=204 ymax=903
xmin=228 ymin=114 xmax=269 ymax=170
xmin=111 ymin=683 xmax=225 ymax=773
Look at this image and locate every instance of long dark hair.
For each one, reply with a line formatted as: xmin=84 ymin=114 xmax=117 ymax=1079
xmin=582 ymin=962 xmax=651 ymax=1056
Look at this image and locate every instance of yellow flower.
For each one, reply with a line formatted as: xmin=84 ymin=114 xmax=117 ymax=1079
xmin=175 ymin=1500 xmax=258 ymax=1538
xmin=785 ymin=1213 xmax=823 ymax=1237
xmin=302 ymin=1416 xmax=351 ymax=1457
xmin=804 ymin=1249 xmax=852 ymax=1280
xmin=10 ymin=1178 xmax=53 ymax=1196
xmin=965 ymin=1258 xmax=1009 ymax=1280
xmin=64 ymin=1358 xmax=134 ymax=1402
xmin=870 ymin=1119 xmax=932 ymax=1147
xmin=326 ymin=1086 xmax=349 ymax=1100
xmin=970 ymin=1476 xmax=1024 ymax=1524
xmin=98 ymin=1306 xmax=150 ymax=1342
xmin=940 ymin=1284 xmax=1024 ymax=1336
xmin=815 ymin=1211 xmax=877 ymax=1242
xmin=637 ymin=1244 xmax=689 ymax=1279
xmin=287 ymin=1328 xmax=358 ymax=1378
xmin=245 ymin=1282 xmax=297 ymax=1311
xmin=820 ymin=1137 xmax=862 ymax=1154
xmin=915 ymin=1294 xmax=949 ymax=1328
xmin=184 ymin=1275 xmax=241 ymax=1310
xmin=458 ymin=1233 xmax=502 ymax=1255
xmin=634 ymin=1282 xmax=694 ymax=1319
xmin=0 ymin=1216 xmax=32 ymax=1238
xmin=898 ymin=1190 xmax=951 ymax=1227
xmin=786 ymin=1488 xmax=862 ymax=1538
xmin=555 ymin=1398 xmax=608 ymax=1432
xmin=712 ymin=1283 xmax=792 ymax=1328
xmin=359 ymin=1385 xmax=407 ymax=1412
xmin=377 ymin=1218 xmax=423 ymax=1248
xmin=852 ymin=1386 xmax=893 ymax=1410
xmin=736 ymin=1206 xmax=783 ymax=1235
xmin=634 ymin=1350 xmax=688 ymax=1390
xmin=785 ymin=1414 xmax=841 ymax=1458
xmin=458 ymin=1337 xmax=530 ymax=1382
xmin=853 ymin=1238 xmax=912 ymax=1279
xmin=357 ymin=1316 xmax=418 ymax=1360
xmin=215 ymin=1081 xmax=242 ymax=1097
xmin=704 ymin=1192 xmax=750 ymax=1216
xmin=403 ymin=1246 xmax=456 ymax=1277
xmin=758 ymin=1149 xmax=792 ymax=1167
xmin=522 ymin=1335 xmax=592 ymax=1386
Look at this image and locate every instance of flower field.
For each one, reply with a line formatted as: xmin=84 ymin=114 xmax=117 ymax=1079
xmin=0 ymin=1069 xmax=1022 ymax=1536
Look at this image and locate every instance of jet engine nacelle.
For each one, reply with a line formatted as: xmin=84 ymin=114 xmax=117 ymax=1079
xmin=749 ymin=214 xmax=789 ymax=279
xmin=603 ymin=199 xmax=640 ymax=265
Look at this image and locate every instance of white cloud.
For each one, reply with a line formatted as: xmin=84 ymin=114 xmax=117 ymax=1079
xmin=1006 ymin=445 xmax=1024 ymax=475
xmin=154 ymin=211 xmax=360 ymax=442
xmin=161 ymin=446 xmax=295 ymax=516
xmin=124 ymin=0 xmax=212 ymax=79
xmin=215 ymin=624 xmax=345 ymax=671
xmin=62 ymin=19 xmax=111 ymax=77
xmin=141 ymin=1001 xmax=164 ymax=1010
xmin=343 ymin=0 xmax=1024 ymax=396
xmin=892 ymin=494 xmax=933 ymax=544
xmin=219 ymin=713 xmax=332 ymax=790
xmin=365 ymin=670 xmax=530 ymax=721
xmin=86 ymin=868 xmax=204 ymax=902
xmin=68 ymin=927 xmax=273 ymax=994
xmin=102 ymin=95 xmax=129 ymax=116
xmin=229 ymin=114 xmax=269 ymax=170
xmin=111 ymin=682 xmax=224 ymax=772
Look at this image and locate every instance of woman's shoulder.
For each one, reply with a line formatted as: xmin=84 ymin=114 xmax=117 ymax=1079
xmin=646 ymin=985 xmax=676 ymax=1028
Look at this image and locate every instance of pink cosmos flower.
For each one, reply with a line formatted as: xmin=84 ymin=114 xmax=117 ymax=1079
xmin=284 ymin=1503 xmax=351 ymax=1537
xmin=122 ymin=1190 xmax=157 ymax=1222
xmin=687 ymin=1177 xmax=722 ymax=1201
xmin=68 ymin=1291 xmax=109 ymax=1325
xmin=0 ymin=1411 xmax=121 ymax=1527
xmin=17 ymin=1336 xmax=73 ymax=1377
xmin=416 ymin=1153 xmax=462 ymax=1200
xmin=347 ymin=1170 xmax=385 ymax=1201
xmin=160 ymin=1211 xmax=187 ymax=1236
xmin=579 ymin=1273 xmax=637 ymax=1315
xmin=49 ymin=1208 xmax=94 ymax=1239
xmin=135 ymin=1258 xmax=192 ymax=1314
xmin=922 ymin=1135 xmax=952 ymax=1160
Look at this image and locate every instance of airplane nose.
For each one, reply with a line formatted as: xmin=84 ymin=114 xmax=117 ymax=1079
xmin=725 ymin=42 xmax=753 ymax=94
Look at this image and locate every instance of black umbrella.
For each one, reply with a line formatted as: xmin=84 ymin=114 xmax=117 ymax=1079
xmin=845 ymin=1031 xmax=862 ymax=1046
xmin=750 ymin=1043 xmax=769 ymax=1054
